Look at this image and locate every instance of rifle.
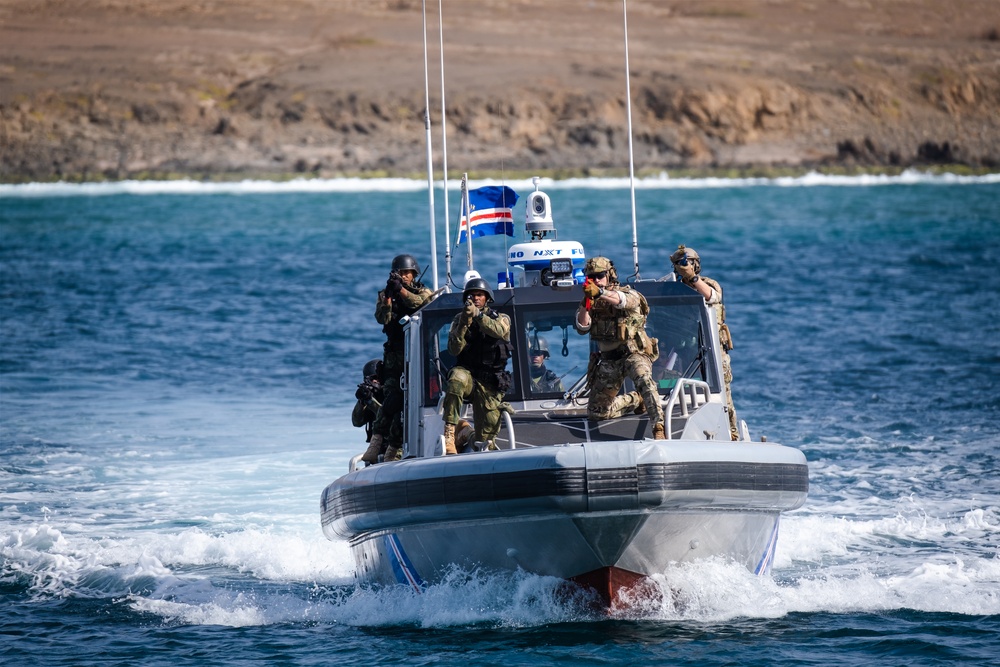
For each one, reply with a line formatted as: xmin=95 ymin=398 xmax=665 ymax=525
xmin=385 ymin=270 xmax=404 ymax=299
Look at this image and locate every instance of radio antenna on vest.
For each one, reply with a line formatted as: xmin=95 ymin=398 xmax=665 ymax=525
xmin=622 ymin=0 xmax=641 ymax=281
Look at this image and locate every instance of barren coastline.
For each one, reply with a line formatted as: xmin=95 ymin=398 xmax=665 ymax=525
xmin=1 ymin=0 xmax=999 ymax=183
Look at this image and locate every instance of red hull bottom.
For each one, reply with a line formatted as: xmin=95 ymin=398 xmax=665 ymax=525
xmin=570 ymin=566 xmax=649 ymax=609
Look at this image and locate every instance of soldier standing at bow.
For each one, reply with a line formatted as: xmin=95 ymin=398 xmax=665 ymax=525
xmin=442 ymin=277 xmax=513 ymax=454
xmin=575 ymin=256 xmax=666 ymax=439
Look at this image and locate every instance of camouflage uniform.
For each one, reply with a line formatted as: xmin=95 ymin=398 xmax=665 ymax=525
xmin=699 ymin=275 xmax=737 ymax=440
xmin=352 ymin=385 xmax=383 ymax=443
xmin=373 ymin=274 xmax=433 ymax=453
xmin=443 ymin=305 xmax=512 ymax=445
xmin=528 ymin=337 xmax=564 ymax=394
xmin=575 ymin=258 xmax=664 ymax=433
xmin=671 ymin=245 xmax=738 ymax=440
xmin=530 ymin=366 xmax=564 ymax=394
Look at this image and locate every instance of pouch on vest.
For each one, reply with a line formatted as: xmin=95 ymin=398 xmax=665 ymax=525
xmin=646 ymin=336 xmax=660 ymax=362
xmin=719 ymin=323 xmax=733 ymax=352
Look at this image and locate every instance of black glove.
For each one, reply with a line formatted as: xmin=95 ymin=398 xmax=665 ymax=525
xmin=385 ymin=271 xmax=404 ymax=297
xmin=356 ymin=383 xmax=373 ymax=402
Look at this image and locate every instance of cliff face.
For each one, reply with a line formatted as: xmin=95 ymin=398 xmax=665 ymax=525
xmin=2 ymin=0 xmax=998 ymax=181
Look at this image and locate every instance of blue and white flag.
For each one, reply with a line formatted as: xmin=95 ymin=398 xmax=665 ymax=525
xmin=457 ymin=185 xmax=519 ymax=244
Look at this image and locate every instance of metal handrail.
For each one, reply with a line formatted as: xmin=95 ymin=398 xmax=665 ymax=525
xmin=502 ymin=410 xmax=517 ymax=450
xmin=662 ymin=379 xmax=712 ymax=439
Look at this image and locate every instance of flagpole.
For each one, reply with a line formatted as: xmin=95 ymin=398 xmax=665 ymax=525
xmin=463 ymin=173 xmax=474 ymax=273
xmin=421 ymin=0 xmax=439 ymax=290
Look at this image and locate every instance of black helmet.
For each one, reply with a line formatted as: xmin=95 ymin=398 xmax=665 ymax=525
xmin=529 ymin=336 xmax=550 ymax=358
xmin=362 ymin=359 xmax=381 ymax=380
xmin=463 ymin=277 xmax=494 ymax=303
xmin=391 ymin=254 xmax=420 ymax=273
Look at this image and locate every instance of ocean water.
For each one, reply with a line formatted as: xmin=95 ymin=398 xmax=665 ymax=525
xmin=2 ymin=172 xmax=999 ymax=666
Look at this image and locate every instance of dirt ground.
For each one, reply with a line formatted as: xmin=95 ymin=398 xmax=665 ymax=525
xmin=1 ymin=0 xmax=999 ymax=180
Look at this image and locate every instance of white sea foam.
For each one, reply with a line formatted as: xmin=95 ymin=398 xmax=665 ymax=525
xmin=6 ymin=507 xmax=998 ymax=628
xmin=5 ymin=387 xmax=999 ymax=627
xmin=1 ymin=170 xmax=997 ymax=198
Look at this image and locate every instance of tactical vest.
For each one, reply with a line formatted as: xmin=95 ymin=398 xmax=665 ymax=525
xmin=701 ymin=276 xmax=733 ymax=352
xmin=382 ymin=283 xmax=426 ymax=348
xmin=589 ymin=286 xmax=658 ymax=358
xmin=531 ymin=367 xmax=561 ymax=392
xmin=456 ymin=309 xmax=513 ymax=373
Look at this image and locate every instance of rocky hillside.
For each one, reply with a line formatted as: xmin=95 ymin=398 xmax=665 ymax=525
xmin=1 ymin=0 xmax=998 ymax=182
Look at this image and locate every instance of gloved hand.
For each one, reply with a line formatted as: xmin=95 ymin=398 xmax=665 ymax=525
xmin=385 ymin=271 xmax=404 ymax=297
xmin=356 ymin=383 xmax=372 ymax=401
xmin=463 ymin=299 xmax=480 ymax=323
xmin=583 ymin=280 xmax=601 ymax=299
xmin=674 ymin=260 xmax=696 ymax=282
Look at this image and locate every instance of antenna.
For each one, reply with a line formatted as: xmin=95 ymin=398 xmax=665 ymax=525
xmin=438 ymin=0 xmax=452 ymax=292
xmin=421 ymin=0 xmax=439 ymax=290
xmin=622 ymin=0 xmax=641 ymax=281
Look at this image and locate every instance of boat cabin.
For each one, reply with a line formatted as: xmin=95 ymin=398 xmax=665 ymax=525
xmin=401 ymin=279 xmax=735 ymax=459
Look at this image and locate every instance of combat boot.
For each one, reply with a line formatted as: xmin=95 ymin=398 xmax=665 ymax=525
xmin=630 ymin=391 xmax=645 ymax=415
xmin=361 ymin=434 xmax=382 ymax=465
xmin=383 ymin=445 xmax=401 ymax=462
xmin=454 ymin=419 xmax=475 ymax=452
xmin=652 ymin=423 xmax=666 ymax=440
xmin=443 ymin=423 xmax=458 ymax=455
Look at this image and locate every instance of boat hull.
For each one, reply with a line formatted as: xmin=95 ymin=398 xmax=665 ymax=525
xmin=321 ymin=440 xmax=807 ymax=605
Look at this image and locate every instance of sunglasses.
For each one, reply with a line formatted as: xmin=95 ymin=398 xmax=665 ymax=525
xmin=587 ymin=271 xmax=608 ymax=280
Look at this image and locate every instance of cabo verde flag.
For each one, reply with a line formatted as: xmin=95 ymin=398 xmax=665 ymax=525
xmin=457 ymin=185 xmax=519 ymax=244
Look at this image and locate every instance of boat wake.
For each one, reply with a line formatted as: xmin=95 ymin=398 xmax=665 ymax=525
xmin=4 ymin=514 xmax=998 ymax=628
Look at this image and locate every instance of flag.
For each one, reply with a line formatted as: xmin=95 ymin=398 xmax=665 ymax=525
xmin=457 ymin=185 xmax=519 ymax=244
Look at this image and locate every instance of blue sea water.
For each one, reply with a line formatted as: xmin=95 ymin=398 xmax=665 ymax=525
xmin=2 ymin=172 xmax=999 ymax=666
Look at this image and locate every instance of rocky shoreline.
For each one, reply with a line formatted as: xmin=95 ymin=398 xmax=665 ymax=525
xmin=2 ymin=1 xmax=999 ymax=183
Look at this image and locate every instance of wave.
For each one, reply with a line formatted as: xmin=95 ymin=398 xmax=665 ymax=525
xmin=4 ymin=514 xmax=998 ymax=628
xmin=2 ymin=170 xmax=998 ymax=197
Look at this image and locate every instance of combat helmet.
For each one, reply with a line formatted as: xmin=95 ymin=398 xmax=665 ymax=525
xmin=584 ymin=256 xmax=618 ymax=284
xmin=463 ymin=277 xmax=495 ymax=303
xmin=362 ymin=359 xmax=382 ymax=380
xmin=391 ymin=254 xmax=420 ymax=274
xmin=529 ymin=336 xmax=550 ymax=358
xmin=670 ymin=245 xmax=701 ymax=274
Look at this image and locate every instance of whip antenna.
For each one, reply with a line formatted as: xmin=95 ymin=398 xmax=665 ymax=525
xmin=438 ymin=0 xmax=453 ymax=292
xmin=421 ymin=0 xmax=439 ymax=290
xmin=622 ymin=0 xmax=641 ymax=281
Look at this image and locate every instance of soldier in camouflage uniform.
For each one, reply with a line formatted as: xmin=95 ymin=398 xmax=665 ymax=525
xmin=364 ymin=254 xmax=434 ymax=464
xmin=352 ymin=359 xmax=384 ymax=461
xmin=575 ymin=257 xmax=666 ymax=439
xmin=527 ymin=336 xmax=564 ymax=394
xmin=670 ymin=245 xmax=738 ymax=441
xmin=442 ymin=277 xmax=513 ymax=454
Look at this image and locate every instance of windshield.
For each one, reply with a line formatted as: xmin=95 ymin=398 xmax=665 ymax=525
xmin=522 ymin=308 xmax=588 ymax=398
xmin=420 ymin=288 xmax=718 ymax=407
xmin=518 ymin=297 xmax=716 ymax=399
